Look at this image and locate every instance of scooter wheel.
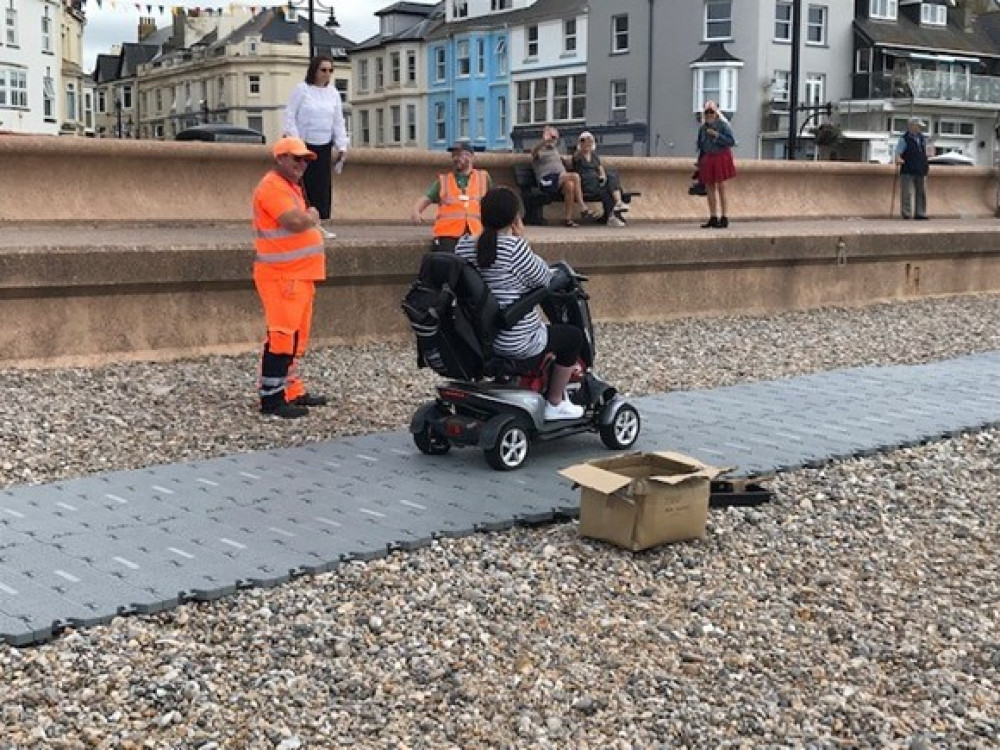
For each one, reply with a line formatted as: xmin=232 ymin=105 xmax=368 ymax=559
xmin=600 ymin=403 xmax=641 ymax=450
xmin=414 ymin=427 xmax=451 ymax=455
xmin=484 ymin=422 xmax=530 ymax=471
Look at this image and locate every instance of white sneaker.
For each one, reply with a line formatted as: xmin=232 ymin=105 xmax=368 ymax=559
xmin=614 ymin=201 xmax=629 ymax=212
xmin=607 ymin=215 xmax=626 ymax=228
xmin=321 ymin=228 xmax=337 ymax=239
xmin=544 ymin=399 xmax=585 ymax=421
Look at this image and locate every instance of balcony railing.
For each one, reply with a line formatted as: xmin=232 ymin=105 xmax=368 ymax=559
xmin=855 ymin=71 xmax=1000 ymax=105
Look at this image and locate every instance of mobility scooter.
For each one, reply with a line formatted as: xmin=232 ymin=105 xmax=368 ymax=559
xmin=402 ymin=252 xmax=640 ymax=471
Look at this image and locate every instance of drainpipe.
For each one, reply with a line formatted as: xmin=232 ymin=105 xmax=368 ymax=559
xmin=646 ymin=0 xmax=654 ymax=156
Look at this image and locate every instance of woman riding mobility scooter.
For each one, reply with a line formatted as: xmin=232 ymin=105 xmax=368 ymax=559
xmin=402 ymin=189 xmax=640 ymax=471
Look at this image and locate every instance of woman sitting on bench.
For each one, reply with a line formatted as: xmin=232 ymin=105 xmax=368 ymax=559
xmin=531 ymin=125 xmax=591 ymax=228
xmin=572 ymin=131 xmax=628 ymax=227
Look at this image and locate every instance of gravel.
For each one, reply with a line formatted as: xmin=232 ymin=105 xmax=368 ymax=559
xmin=0 ymin=292 xmax=998 ymax=748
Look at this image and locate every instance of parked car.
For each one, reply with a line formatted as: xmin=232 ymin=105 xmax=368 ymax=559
xmin=175 ymin=124 xmax=265 ymax=144
xmin=927 ymin=152 xmax=975 ymax=167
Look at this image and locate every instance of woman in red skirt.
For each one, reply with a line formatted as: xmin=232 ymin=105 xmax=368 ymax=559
xmin=696 ymin=103 xmax=737 ymax=228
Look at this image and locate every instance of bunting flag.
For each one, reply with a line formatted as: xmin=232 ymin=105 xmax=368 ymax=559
xmin=89 ymin=1 xmax=295 ymax=13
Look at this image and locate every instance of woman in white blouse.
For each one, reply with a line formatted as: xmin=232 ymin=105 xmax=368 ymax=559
xmin=282 ymin=55 xmax=349 ymax=221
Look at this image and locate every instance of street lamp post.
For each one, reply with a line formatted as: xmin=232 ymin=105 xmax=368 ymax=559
xmin=786 ymin=0 xmax=801 ymax=159
xmin=287 ymin=1 xmax=339 ymax=59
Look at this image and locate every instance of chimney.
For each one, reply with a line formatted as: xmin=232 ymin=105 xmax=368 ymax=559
xmin=138 ymin=16 xmax=157 ymax=42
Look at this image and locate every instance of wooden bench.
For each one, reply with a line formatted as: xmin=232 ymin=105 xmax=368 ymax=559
xmin=513 ymin=163 xmax=641 ymax=225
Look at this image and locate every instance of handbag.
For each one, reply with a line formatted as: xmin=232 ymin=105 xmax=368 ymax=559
xmin=688 ymin=169 xmax=707 ymax=197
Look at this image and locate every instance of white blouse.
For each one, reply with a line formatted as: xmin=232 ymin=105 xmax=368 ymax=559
xmin=283 ymin=82 xmax=349 ymax=149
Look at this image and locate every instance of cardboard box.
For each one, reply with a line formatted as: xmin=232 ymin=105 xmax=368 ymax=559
xmin=559 ymin=451 xmax=723 ymax=551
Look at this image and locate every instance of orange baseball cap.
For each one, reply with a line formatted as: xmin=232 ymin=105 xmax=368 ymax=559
xmin=272 ymin=136 xmax=316 ymax=160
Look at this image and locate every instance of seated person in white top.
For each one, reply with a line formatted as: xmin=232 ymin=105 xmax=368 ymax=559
xmin=283 ymin=55 xmax=349 ymax=223
xmin=455 ymin=187 xmax=585 ymax=421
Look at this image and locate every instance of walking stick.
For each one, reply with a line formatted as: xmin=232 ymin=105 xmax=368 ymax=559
xmin=889 ymin=163 xmax=900 ymax=219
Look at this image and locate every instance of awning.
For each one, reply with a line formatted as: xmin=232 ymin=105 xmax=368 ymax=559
xmin=883 ymin=48 xmax=980 ymax=65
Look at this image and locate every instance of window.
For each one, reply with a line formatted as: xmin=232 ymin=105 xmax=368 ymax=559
xmin=435 ymin=48 xmax=446 ymax=82
xmin=457 ymin=40 xmax=471 ymax=77
xmin=515 ymin=79 xmax=547 ymax=124
xmin=804 ymin=72 xmax=825 ymax=106
xmin=407 ymin=51 xmax=417 ymax=84
xmin=496 ymin=38 xmax=508 ymax=76
xmin=247 ymin=74 xmax=261 ymax=96
xmin=564 ymin=19 xmax=577 ymax=53
xmin=97 ymin=89 xmax=106 ymax=113
xmin=217 ymin=76 xmax=226 ymax=102
xmin=42 ymin=14 xmax=52 ymax=53
xmin=937 ymin=119 xmax=974 ymax=136
xmin=406 ymin=103 xmax=416 ymax=142
xmin=693 ymin=66 xmax=739 ymax=112
xmin=497 ymin=95 xmax=507 ymax=139
xmin=391 ymin=105 xmax=401 ymax=142
xmin=458 ymin=98 xmax=470 ymax=138
xmin=611 ymin=15 xmax=629 ymax=53
xmin=66 ymin=82 xmax=77 ymax=120
xmin=771 ymin=70 xmax=790 ymax=103
xmin=492 ymin=0 xmax=512 ymax=9
xmin=453 ymin=0 xmax=468 ymax=18
xmin=84 ymin=92 xmax=93 ymax=128
xmin=869 ymin=0 xmax=897 ymax=20
xmin=477 ymin=39 xmax=485 ymax=75
xmin=705 ymin=1 xmax=732 ymax=40
xmin=774 ymin=1 xmax=792 ymax=42
xmin=156 ymin=88 xmax=163 ymax=112
xmin=375 ymin=57 xmax=384 ymax=89
xmin=476 ymin=97 xmax=486 ymax=139
xmin=376 ymin=107 xmax=384 ymax=144
xmin=921 ymin=3 xmax=946 ymax=26
xmin=611 ymin=80 xmax=627 ymax=114
xmin=359 ymin=110 xmax=370 ymax=145
xmin=122 ymin=84 xmax=133 ymax=110
xmin=526 ymin=26 xmax=538 ymax=58
xmin=247 ymin=37 xmax=259 ymax=55
xmin=43 ymin=74 xmax=55 ymax=120
xmin=390 ymin=52 xmax=400 ymax=85
xmin=806 ymin=5 xmax=827 ymax=45
xmin=435 ymin=102 xmax=446 ymax=141
xmin=247 ymin=112 xmax=263 ymax=134
xmin=552 ymin=75 xmax=586 ymax=121
xmin=856 ymin=48 xmax=871 ymax=74
xmin=358 ymin=59 xmax=369 ymax=92
xmin=5 ymin=6 xmax=17 ymax=46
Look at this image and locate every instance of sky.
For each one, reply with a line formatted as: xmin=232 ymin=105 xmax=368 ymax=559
xmin=82 ymin=0 xmax=383 ymax=71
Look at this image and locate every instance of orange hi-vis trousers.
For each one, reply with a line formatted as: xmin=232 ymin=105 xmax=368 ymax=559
xmin=255 ymin=277 xmax=315 ymax=406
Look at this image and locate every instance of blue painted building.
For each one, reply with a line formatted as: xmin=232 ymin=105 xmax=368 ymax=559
xmin=425 ymin=7 xmax=517 ymax=151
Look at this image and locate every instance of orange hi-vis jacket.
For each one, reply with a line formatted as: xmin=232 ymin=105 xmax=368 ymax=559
xmin=433 ymin=169 xmax=488 ymax=239
xmin=252 ymin=171 xmax=326 ymax=281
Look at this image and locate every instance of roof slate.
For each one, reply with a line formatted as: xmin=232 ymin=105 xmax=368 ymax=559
xmin=855 ymin=14 xmax=1000 ymax=59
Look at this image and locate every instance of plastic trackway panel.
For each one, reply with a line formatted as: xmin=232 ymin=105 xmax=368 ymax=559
xmin=1 ymin=351 xmax=999 ymax=646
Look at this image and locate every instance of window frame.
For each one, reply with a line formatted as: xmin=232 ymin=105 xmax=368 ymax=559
xmin=359 ymin=109 xmax=370 ymax=145
xmin=806 ymin=5 xmax=827 ymax=46
xmin=390 ymin=51 xmax=401 ymax=85
xmin=406 ymin=51 xmax=417 ymax=84
xmin=358 ymin=59 xmax=369 ymax=92
xmin=5 ymin=7 xmax=18 ymax=47
xmin=247 ymin=74 xmax=261 ymax=97
xmin=869 ymin=0 xmax=897 ymax=21
xmin=497 ymin=94 xmax=507 ymax=140
xmin=705 ymin=0 xmax=733 ymax=42
xmin=692 ymin=65 xmax=740 ymax=113
xmin=771 ymin=69 xmax=790 ymax=104
xmin=526 ymin=25 xmax=539 ymax=58
xmin=611 ymin=14 xmax=629 ymax=54
xmin=804 ymin=71 xmax=826 ymax=106
xmin=774 ymin=1 xmax=792 ymax=43
xmin=552 ymin=74 xmax=586 ymax=122
xmin=457 ymin=39 xmax=471 ymax=78
xmin=610 ymin=79 xmax=627 ymax=113
xmin=457 ymin=97 xmax=470 ymax=139
xmin=564 ymin=18 xmax=577 ymax=54
xmin=434 ymin=47 xmax=447 ymax=82
xmin=920 ymin=3 xmax=946 ymax=26
xmin=434 ymin=101 xmax=447 ymax=142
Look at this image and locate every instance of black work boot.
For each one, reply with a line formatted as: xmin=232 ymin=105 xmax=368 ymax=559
xmin=718 ymin=216 xmax=729 ymax=228
xmin=701 ymin=216 xmax=720 ymax=228
xmin=261 ymin=400 xmax=309 ymax=419
xmin=292 ymin=393 xmax=328 ymax=407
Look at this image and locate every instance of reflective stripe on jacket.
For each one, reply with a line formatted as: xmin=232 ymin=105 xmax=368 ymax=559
xmin=433 ymin=169 xmax=487 ymax=239
xmin=252 ymin=171 xmax=326 ymax=281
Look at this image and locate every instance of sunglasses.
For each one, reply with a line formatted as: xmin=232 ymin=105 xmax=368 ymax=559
xmin=318 ymin=67 xmax=333 ymax=72
xmin=284 ymin=155 xmax=311 ymax=163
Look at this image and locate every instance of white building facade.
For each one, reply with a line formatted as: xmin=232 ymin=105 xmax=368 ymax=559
xmin=0 ymin=0 xmax=62 ymax=134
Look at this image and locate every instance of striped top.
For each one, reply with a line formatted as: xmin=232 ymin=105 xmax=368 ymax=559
xmin=455 ymin=234 xmax=552 ymax=359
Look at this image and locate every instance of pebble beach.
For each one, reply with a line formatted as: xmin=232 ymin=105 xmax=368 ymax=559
xmin=1 ymin=293 xmax=998 ymax=749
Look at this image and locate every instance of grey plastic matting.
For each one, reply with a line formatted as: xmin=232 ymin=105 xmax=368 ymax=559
xmin=2 ymin=351 xmax=999 ymax=645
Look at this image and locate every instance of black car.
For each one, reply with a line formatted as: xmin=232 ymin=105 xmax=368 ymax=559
xmin=175 ymin=124 xmax=265 ymax=144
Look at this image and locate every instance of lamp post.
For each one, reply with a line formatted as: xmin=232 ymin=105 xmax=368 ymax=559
xmin=786 ymin=0 xmax=801 ymax=159
xmin=287 ymin=1 xmax=339 ymax=59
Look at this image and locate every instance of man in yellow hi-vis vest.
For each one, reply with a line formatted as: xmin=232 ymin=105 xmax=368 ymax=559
xmin=411 ymin=139 xmax=492 ymax=252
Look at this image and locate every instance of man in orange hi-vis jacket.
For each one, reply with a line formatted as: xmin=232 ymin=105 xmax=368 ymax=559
xmin=410 ymin=139 xmax=491 ymax=252
xmin=252 ymin=136 xmax=330 ymax=419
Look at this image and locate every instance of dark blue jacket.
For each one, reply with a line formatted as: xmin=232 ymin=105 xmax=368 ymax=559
xmin=697 ymin=119 xmax=735 ymax=155
xmin=900 ymin=131 xmax=929 ymax=177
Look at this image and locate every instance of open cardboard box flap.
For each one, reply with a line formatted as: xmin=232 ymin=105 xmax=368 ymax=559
xmin=560 ymin=451 xmax=724 ymax=495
